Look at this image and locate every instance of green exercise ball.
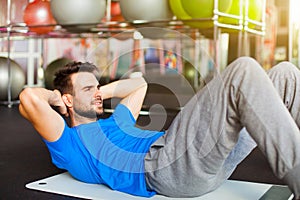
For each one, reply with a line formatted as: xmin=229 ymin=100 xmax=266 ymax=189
xmin=169 ymin=0 xmax=211 ymax=28
xmin=170 ymin=0 xmax=233 ymax=29
xmin=181 ymin=0 xmax=233 ymax=19
xmin=219 ymin=0 xmax=263 ymax=29
xmin=44 ymin=57 xmax=72 ymax=90
xmin=0 ymin=57 xmax=25 ymax=101
xmin=248 ymin=0 xmax=263 ymax=21
xmin=169 ymin=0 xmax=191 ymax=20
xmin=219 ymin=0 xmax=240 ymax=25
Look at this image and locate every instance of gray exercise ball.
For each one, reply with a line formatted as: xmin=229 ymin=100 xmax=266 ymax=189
xmin=50 ymin=0 xmax=106 ymax=32
xmin=119 ymin=0 xmax=173 ymax=39
xmin=119 ymin=0 xmax=173 ymax=22
xmin=0 ymin=57 xmax=25 ymax=101
xmin=44 ymin=57 xmax=73 ymax=90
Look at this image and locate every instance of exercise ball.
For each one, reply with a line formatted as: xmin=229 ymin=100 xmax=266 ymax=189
xmin=219 ymin=0 xmax=263 ymax=30
xmin=44 ymin=58 xmax=73 ymax=90
xmin=248 ymin=0 xmax=263 ymax=21
xmin=23 ymin=0 xmax=56 ymax=34
xmin=219 ymin=0 xmax=240 ymax=25
xmin=103 ymin=1 xmax=124 ymax=22
xmin=169 ymin=0 xmax=213 ymax=28
xmin=119 ymin=0 xmax=173 ymax=23
xmin=169 ymin=0 xmax=190 ymax=20
xmin=181 ymin=0 xmax=233 ymax=19
xmin=0 ymin=57 xmax=25 ymax=101
xmin=50 ymin=0 xmax=106 ymax=32
xmin=111 ymin=1 xmax=121 ymax=17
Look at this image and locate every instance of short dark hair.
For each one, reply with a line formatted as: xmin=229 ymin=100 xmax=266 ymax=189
xmin=53 ymin=61 xmax=99 ymax=94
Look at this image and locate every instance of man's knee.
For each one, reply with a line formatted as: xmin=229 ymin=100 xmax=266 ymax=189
xmin=269 ymin=61 xmax=299 ymax=75
xmin=227 ymin=56 xmax=265 ymax=76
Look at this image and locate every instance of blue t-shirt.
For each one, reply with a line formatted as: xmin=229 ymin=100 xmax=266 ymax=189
xmin=44 ymin=104 xmax=164 ymax=197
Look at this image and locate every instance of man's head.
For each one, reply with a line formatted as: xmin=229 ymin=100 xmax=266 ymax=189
xmin=53 ymin=61 xmax=99 ymax=95
xmin=53 ymin=62 xmax=103 ymax=124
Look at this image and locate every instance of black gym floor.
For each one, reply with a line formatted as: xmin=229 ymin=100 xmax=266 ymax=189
xmin=0 ymin=104 xmax=284 ymax=200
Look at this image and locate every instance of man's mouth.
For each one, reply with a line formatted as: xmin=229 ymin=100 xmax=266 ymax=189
xmin=93 ymin=98 xmax=102 ymax=106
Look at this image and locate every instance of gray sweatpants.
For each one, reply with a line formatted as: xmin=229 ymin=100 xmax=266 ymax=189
xmin=144 ymin=57 xmax=300 ymax=198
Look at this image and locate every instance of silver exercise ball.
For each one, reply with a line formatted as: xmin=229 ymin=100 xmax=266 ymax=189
xmin=119 ymin=0 xmax=173 ymax=39
xmin=50 ymin=0 xmax=106 ymax=32
xmin=0 ymin=57 xmax=25 ymax=101
xmin=119 ymin=0 xmax=173 ymax=22
xmin=44 ymin=57 xmax=73 ymax=90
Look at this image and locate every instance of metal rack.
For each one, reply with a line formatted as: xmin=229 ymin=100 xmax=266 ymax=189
xmin=0 ymin=0 xmax=266 ymax=107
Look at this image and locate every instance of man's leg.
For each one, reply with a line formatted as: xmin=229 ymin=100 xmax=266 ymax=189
xmin=268 ymin=61 xmax=300 ymax=127
xmin=267 ymin=61 xmax=300 ymax=199
xmin=145 ymin=57 xmax=300 ymax=198
xmin=219 ymin=61 xmax=300 ymax=183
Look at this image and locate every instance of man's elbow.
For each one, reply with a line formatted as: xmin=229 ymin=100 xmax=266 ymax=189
xmin=19 ymin=88 xmax=33 ymax=118
xmin=19 ymin=87 xmax=40 ymax=107
xmin=140 ymin=77 xmax=148 ymax=90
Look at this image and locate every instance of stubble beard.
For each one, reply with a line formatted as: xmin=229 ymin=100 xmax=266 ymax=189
xmin=73 ymin=103 xmax=104 ymax=120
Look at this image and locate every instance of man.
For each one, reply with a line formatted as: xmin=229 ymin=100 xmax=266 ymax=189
xmin=19 ymin=57 xmax=300 ymax=199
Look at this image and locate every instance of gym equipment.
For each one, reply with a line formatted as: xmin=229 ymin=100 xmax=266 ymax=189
xmin=219 ymin=0 xmax=240 ymax=25
xmin=111 ymin=1 xmax=121 ymax=17
xmin=181 ymin=0 xmax=233 ymax=19
xmin=248 ymin=0 xmax=263 ymax=21
xmin=246 ymin=0 xmax=263 ymax=29
xmin=110 ymin=1 xmax=124 ymax=21
xmin=169 ymin=0 xmax=191 ymax=20
xmin=119 ymin=0 xmax=173 ymax=23
xmin=44 ymin=57 xmax=72 ymax=90
xmin=23 ymin=0 xmax=56 ymax=34
xmin=219 ymin=0 xmax=263 ymax=27
xmin=169 ymin=0 xmax=209 ymax=28
xmin=169 ymin=0 xmax=233 ymax=29
xmin=26 ymin=172 xmax=293 ymax=200
xmin=50 ymin=0 xmax=106 ymax=32
xmin=0 ymin=57 xmax=25 ymax=101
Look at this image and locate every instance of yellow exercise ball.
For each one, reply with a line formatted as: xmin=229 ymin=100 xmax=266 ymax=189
xmin=245 ymin=0 xmax=264 ymax=29
xmin=169 ymin=0 xmax=217 ymax=29
xmin=181 ymin=0 xmax=233 ymax=19
xmin=219 ymin=0 xmax=263 ymax=30
xmin=170 ymin=0 xmax=233 ymax=29
xmin=248 ymin=0 xmax=263 ymax=21
xmin=169 ymin=0 xmax=191 ymax=20
xmin=219 ymin=0 xmax=241 ymax=25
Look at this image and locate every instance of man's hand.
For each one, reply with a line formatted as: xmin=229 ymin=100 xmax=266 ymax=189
xmin=51 ymin=90 xmax=69 ymax=117
xmin=100 ymin=77 xmax=147 ymax=120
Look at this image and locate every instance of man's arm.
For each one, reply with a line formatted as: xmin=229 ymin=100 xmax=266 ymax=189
xmin=100 ymin=77 xmax=147 ymax=120
xmin=19 ymin=88 xmax=66 ymax=142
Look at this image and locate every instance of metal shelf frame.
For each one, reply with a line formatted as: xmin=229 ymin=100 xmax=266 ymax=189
xmin=0 ymin=0 xmax=266 ymax=107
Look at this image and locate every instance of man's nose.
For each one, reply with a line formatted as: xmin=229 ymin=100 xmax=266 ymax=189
xmin=95 ymin=87 xmax=102 ymax=97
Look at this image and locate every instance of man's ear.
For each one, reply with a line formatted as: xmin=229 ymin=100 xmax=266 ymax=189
xmin=62 ymin=94 xmax=73 ymax=108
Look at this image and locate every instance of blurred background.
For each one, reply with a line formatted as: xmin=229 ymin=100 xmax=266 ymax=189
xmin=0 ymin=0 xmax=298 ymax=199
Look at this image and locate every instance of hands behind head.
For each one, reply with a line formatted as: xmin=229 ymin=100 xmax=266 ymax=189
xmin=51 ymin=89 xmax=69 ymax=117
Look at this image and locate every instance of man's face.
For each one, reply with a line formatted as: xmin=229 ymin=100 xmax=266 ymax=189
xmin=71 ymin=72 xmax=103 ymax=119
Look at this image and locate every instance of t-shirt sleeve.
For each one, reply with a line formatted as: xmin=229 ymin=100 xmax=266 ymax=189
xmin=112 ymin=103 xmax=136 ymax=126
xmin=43 ymin=121 xmax=74 ymax=169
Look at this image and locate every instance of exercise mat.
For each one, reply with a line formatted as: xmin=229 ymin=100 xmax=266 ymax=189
xmin=26 ymin=172 xmax=293 ymax=200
